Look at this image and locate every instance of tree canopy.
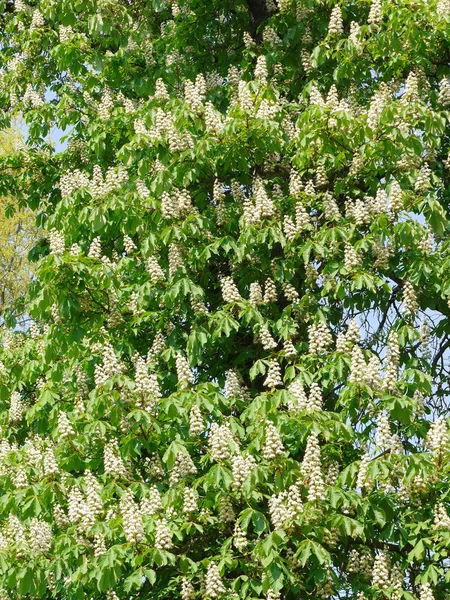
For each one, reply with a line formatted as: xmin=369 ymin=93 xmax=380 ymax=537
xmin=0 ymin=1 xmax=450 ymax=599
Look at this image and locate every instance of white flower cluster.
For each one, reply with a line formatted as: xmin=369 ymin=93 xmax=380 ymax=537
xmin=288 ymin=381 xmax=323 ymax=412
xmin=155 ymin=517 xmax=173 ymax=549
xmin=233 ymin=522 xmax=248 ymax=551
xmin=9 ymin=391 xmax=24 ymax=423
xmin=176 ymin=353 xmax=194 ymax=387
xmin=304 ymin=180 xmax=316 ymax=197
xmin=219 ymin=496 xmax=235 ymax=522
xmin=58 ymin=411 xmax=74 ymax=438
xmin=328 ymin=6 xmax=343 ymax=36
xmin=263 ymin=25 xmax=281 ymax=44
xmin=191 ymin=296 xmax=209 ymax=315
xmin=243 ymin=177 xmax=276 ymax=224
xmin=366 ymin=187 xmax=387 ymax=215
xmin=263 ymin=278 xmax=278 ymax=303
xmin=170 ymin=451 xmax=197 ymax=485
xmin=346 ymin=198 xmax=370 ymax=225
xmin=308 ymin=322 xmax=333 ymax=354
xmin=221 ymin=276 xmax=241 ymax=302
xmin=120 ymin=491 xmax=144 ymax=543
xmin=12 ymin=467 xmax=28 ymax=489
xmin=124 ymin=235 xmax=137 ymax=254
xmin=323 ymin=192 xmax=341 ymax=220
xmin=368 ymin=0 xmax=382 ymax=24
xmin=283 ymin=340 xmax=297 ymax=358
xmin=401 ymin=281 xmax=418 ymax=316
xmin=437 ymin=0 xmax=450 ymax=15
xmin=143 ymin=453 xmax=164 ymax=480
xmin=23 ymin=83 xmax=44 ymax=108
xmin=67 ymin=486 xmax=94 ymax=533
xmin=349 ymin=21 xmax=362 ymax=48
xmin=205 ymin=102 xmax=224 ymax=135
xmin=94 ymin=342 xmax=123 ymax=386
xmin=434 ymin=502 xmax=450 ymax=529
xmin=372 ymin=551 xmax=390 ymax=589
xmin=147 ymin=256 xmax=165 ymax=282
xmin=289 ymin=168 xmax=303 ymax=196
xmin=149 ymin=108 xmax=194 ymax=152
xmin=94 ymin=533 xmax=107 ymax=557
xmin=209 ymin=423 xmax=236 ymax=461
xmin=427 ymin=417 xmax=449 ymax=455
xmin=225 ymin=369 xmax=244 ymax=397
xmin=231 ymin=452 xmax=256 ymax=489
xmin=287 ymin=380 xmax=308 ymax=411
xmin=308 ymin=383 xmax=323 ymax=410
xmin=256 ymin=98 xmax=280 ymax=121
xmin=205 ymin=562 xmax=225 ymax=597
xmin=89 ymin=164 xmax=129 ymax=198
xmin=238 ymin=80 xmax=254 ymax=113
xmin=375 ymin=413 xmax=393 ymax=450
xmin=184 ymin=74 xmax=206 ymax=111
xmin=181 ymin=578 xmax=195 ymax=600
xmin=417 ymin=226 xmax=434 ymax=254
xmin=85 ymin=470 xmax=103 ymax=515
xmin=136 ymin=178 xmax=150 ymax=198
xmin=268 ymin=483 xmax=303 ymax=529
xmin=389 ymin=179 xmax=403 ymax=212
xmin=88 ymin=237 xmax=102 ymax=259
xmin=135 ymin=356 xmax=161 ymax=410
xmin=59 ymin=24 xmax=74 ymax=42
xmin=263 ymin=359 xmax=283 ymax=388
xmin=168 ymin=242 xmax=184 ymax=276
xmin=189 ymin=405 xmax=204 ymax=435
xmin=336 ymin=319 xmax=360 ymax=352
xmin=255 ymin=56 xmax=268 ymax=84
xmin=49 ymin=228 xmax=65 ymax=255
xmin=43 ymin=446 xmax=59 ymax=475
xmin=372 ymin=240 xmax=393 ymax=270
xmin=356 ymin=452 xmax=372 ymax=491
xmin=258 ymin=325 xmax=277 ymax=350
xmin=161 ymin=188 xmax=193 ymax=219
xmin=301 ymin=432 xmax=326 ymax=501
xmin=402 ymin=71 xmax=419 ymax=106
xmin=420 ymin=583 xmax=435 ymax=600
xmin=148 ymin=332 xmax=166 ymax=362
xmin=347 ymin=548 xmax=373 ymax=578
xmin=344 ymin=244 xmax=361 ymax=271
xmin=29 ymin=518 xmax=52 ymax=553
xmin=98 ymin=89 xmax=114 ymax=120
xmin=141 ymin=485 xmax=162 ymax=515
xmin=262 ymin=423 xmax=284 ymax=460
xmin=104 ymin=439 xmax=127 ymax=477
xmin=438 ymin=77 xmax=450 ymax=106
xmin=349 ymin=345 xmax=366 ymax=383
xmin=283 ymin=283 xmax=299 ymax=303
xmin=183 ymin=487 xmax=198 ymax=513
xmin=294 ymin=200 xmax=311 ymax=232
xmin=415 ymin=163 xmax=431 ymax=192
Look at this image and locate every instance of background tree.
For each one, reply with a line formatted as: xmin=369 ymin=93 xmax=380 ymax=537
xmin=0 ymin=129 xmax=37 ymax=315
xmin=0 ymin=1 xmax=449 ymax=600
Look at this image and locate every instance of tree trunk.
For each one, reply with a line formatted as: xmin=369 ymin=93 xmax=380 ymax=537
xmin=246 ymin=0 xmax=270 ymax=37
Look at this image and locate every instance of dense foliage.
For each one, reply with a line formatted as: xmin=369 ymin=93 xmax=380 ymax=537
xmin=0 ymin=0 xmax=450 ymax=599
